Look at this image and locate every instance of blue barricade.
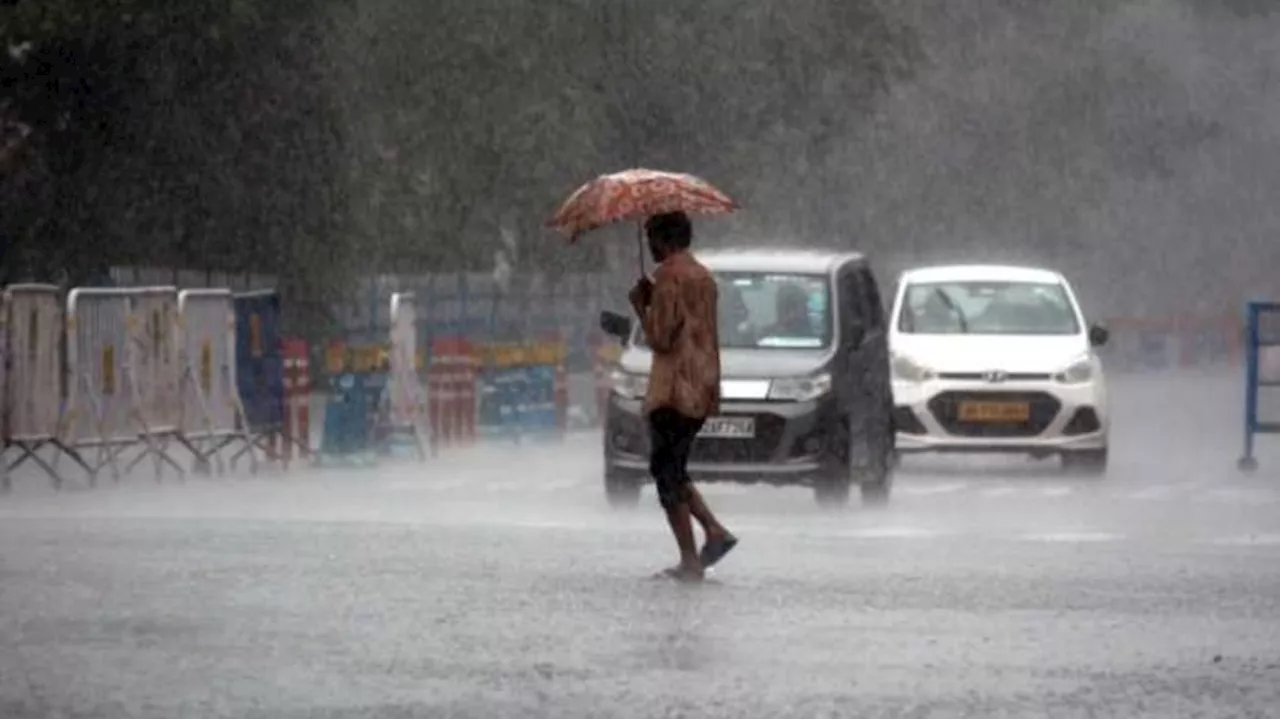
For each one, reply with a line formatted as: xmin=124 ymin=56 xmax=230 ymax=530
xmin=475 ymin=342 xmax=563 ymax=443
xmin=320 ymin=372 xmax=374 ymax=462
xmin=233 ymin=292 xmax=285 ymax=463
xmin=1240 ymin=301 xmax=1280 ymax=471
xmin=317 ymin=341 xmax=387 ymax=465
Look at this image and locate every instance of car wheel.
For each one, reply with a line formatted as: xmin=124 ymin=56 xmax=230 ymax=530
xmin=1061 ymin=448 xmax=1108 ymax=476
xmin=605 ymin=473 xmax=642 ymax=508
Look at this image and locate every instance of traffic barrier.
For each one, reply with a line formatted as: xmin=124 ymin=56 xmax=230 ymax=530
xmin=474 ymin=339 xmax=565 ymax=443
xmin=1 ymin=285 xmax=86 ymax=490
xmin=1238 ymin=301 xmax=1280 ymax=472
xmin=383 ymin=292 xmax=429 ymax=459
xmin=281 ymin=338 xmax=311 ymax=464
xmin=428 ymin=337 xmax=476 ymax=449
xmin=317 ymin=338 xmax=384 ymax=465
xmin=177 ymin=289 xmax=256 ymax=475
xmin=233 ymin=291 xmax=285 ymax=465
xmin=65 ymin=287 xmax=181 ymax=483
xmin=129 ymin=288 xmax=187 ymax=479
xmin=554 ymin=354 xmax=569 ymax=435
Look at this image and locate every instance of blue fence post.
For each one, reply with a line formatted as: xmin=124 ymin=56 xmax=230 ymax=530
xmin=232 ymin=290 xmax=284 ymax=467
xmin=1240 ymin=303 xmax=1260 ymax=471
xmin=1239 ymin=301 xmax=1280 ymax=473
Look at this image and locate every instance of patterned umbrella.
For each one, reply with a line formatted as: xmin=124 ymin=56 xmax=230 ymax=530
xmin=546 ymin=168 xmax=738 ymax=251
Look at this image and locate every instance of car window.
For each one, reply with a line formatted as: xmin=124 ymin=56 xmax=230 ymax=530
xmin=897 ymin=280 xmax=1081 ymax=336
xmin=633 ymin=271 xmax=832 ymax=350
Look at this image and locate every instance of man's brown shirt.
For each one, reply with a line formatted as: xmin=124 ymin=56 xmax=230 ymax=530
xmin=639 ymin=251 xmax=721 ymax=419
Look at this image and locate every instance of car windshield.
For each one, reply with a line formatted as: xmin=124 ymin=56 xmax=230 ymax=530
xmin=897 ymin=280 xmax=1080 ymax=335
xmin=633 ymin=271 xmax=832 ymax=349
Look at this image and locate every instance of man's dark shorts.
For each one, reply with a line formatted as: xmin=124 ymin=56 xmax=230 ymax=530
xmin=648 ymin=407 xmax=705 ymax=509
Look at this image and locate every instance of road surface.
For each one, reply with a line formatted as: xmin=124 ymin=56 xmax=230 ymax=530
xmin=1 ymin=371 xmax=1278 ymax=718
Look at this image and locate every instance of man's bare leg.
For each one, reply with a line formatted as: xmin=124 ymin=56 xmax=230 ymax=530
xmin=685 ymin=485 xmax=732 ymax=543
xmin=662 ymin=501 xmax=703 ymax=580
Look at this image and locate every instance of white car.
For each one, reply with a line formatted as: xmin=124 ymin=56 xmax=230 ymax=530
xmin=888 ymin=265 xmax=1110 ymax=473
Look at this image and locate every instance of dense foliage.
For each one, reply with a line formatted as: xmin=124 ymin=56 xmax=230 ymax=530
xmin=0 ymin=0 xmax=917 ymax=303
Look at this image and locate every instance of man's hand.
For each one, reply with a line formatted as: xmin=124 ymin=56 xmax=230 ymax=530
xmin=629 ymin=277 xmax=654 ymax=313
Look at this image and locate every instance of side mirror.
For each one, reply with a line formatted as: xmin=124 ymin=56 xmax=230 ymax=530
xmin=600 ymin=310 xmax=632 ymax=342
xmin=1088 ymin=323 xmax=1109 ymax=348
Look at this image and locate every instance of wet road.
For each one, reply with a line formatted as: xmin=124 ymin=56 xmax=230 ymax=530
xmin=2 ymin=372 xmax=1279 ymax=718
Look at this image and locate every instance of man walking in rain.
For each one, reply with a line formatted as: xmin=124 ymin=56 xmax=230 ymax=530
xmin=628 ymin=211 xmax=738 ymax=581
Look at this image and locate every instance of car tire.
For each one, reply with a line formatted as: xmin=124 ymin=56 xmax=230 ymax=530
xmin=605 ymin=473 xmax=642 ymax=508
xmin=1061 ymin=448 xmax=1108 ymax=476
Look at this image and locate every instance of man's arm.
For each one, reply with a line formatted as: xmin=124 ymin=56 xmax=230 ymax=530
xmin=640 ymin=276 xmax=681 ymax=353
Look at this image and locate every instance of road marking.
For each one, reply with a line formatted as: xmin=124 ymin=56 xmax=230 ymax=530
xmin=1018 ymin=531 xmax=1124 ymax=543
xmin=1041 ymin=486 xmax=1073 ymax=498
xmin=838 ymin=526 xmax=942 ymax=540
xmin=982 ymin=486 xmax=1016 ymax=497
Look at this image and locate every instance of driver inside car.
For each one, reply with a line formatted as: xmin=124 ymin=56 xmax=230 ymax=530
xmin=762 ymin=283 xmax=814 ymax=338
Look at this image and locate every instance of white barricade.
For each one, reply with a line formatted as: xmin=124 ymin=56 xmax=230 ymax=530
xmin=126 ymin=288 xmax=187 ymax=478
xmin=385 ymin=292 xmax=429 ymax=459
xmin=65 ymin=288 xmax=151 ymax=482
xmin=132 ymin=289 xmax=182 ymax=433
xmin=177 ymin=289 xmax=255 ymax=474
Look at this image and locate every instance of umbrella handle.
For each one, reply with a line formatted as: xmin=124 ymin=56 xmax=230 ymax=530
xmin=635 ymin=220 xmax=645 ymax=277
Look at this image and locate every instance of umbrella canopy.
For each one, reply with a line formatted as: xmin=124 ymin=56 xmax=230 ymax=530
xmin=546 ymin=168 xmax=738 ymax=244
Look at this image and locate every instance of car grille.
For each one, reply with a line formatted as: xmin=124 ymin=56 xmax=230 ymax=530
xmin=927 ymin=391 xmax=1061 ymax=438
xmin=690 ymin=413 xmax=786 ymax=463
xmin=937 ymin=372 xmax=1053 ymax=382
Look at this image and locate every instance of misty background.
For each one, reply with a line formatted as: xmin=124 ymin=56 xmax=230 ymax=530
xmin=2 ymin=0 xmax=1277 ymax=331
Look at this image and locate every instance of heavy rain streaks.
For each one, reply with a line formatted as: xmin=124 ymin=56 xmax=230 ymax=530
xmin=2 ymin=1 xmax=1280 ymax=718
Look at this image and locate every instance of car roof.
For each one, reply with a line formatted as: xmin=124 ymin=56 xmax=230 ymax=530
xmin=693 ymin=248 xmax=863 ymax=274
xmin=899 ymin=264 xmax=1066 ymax=285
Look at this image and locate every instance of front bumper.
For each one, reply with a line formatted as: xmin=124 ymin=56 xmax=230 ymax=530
xmin=603 ymin=393 xmax=843 ymax=485
xmin=891 ymin=376 xmax=1107 ymax=453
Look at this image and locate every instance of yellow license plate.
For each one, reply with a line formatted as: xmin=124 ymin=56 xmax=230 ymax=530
xmin=957 ymin=401 xmax=1030 ymax=422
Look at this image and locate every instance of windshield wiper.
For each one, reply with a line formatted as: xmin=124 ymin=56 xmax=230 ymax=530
xmin=932 ymin=288 xmax=969 ymax=333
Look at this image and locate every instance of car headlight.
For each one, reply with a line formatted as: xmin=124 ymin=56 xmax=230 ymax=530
xmin=1054 ymin=356 xmax=1094 ymax=384
xmin=891 ymin=354 xmax=935 ymax=383
xmin=609 ymin=369 xmax=649 ymax=399
xmin=768 ymin=372 xmax=833 ymax=402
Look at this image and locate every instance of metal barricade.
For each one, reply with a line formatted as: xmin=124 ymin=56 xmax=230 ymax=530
xmin=128 ymin=288 xmax=187 ymax=479
xmin=2 ymin=285 xmax=87 ymax=490
xmin=65 ymin=288 xmax=163 ymax=483
xmin=1239 ymin=301 xmax=1280 ymax=472
xmin=281 ymin=338 xmax=312 ymax=464
xmin=233 ymin=290 xmax=285 ymax=465
xmin=384 ymin=292 xmax=429 ymax=459
xmin=178 ymin=289 xmax=256 ymax=475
